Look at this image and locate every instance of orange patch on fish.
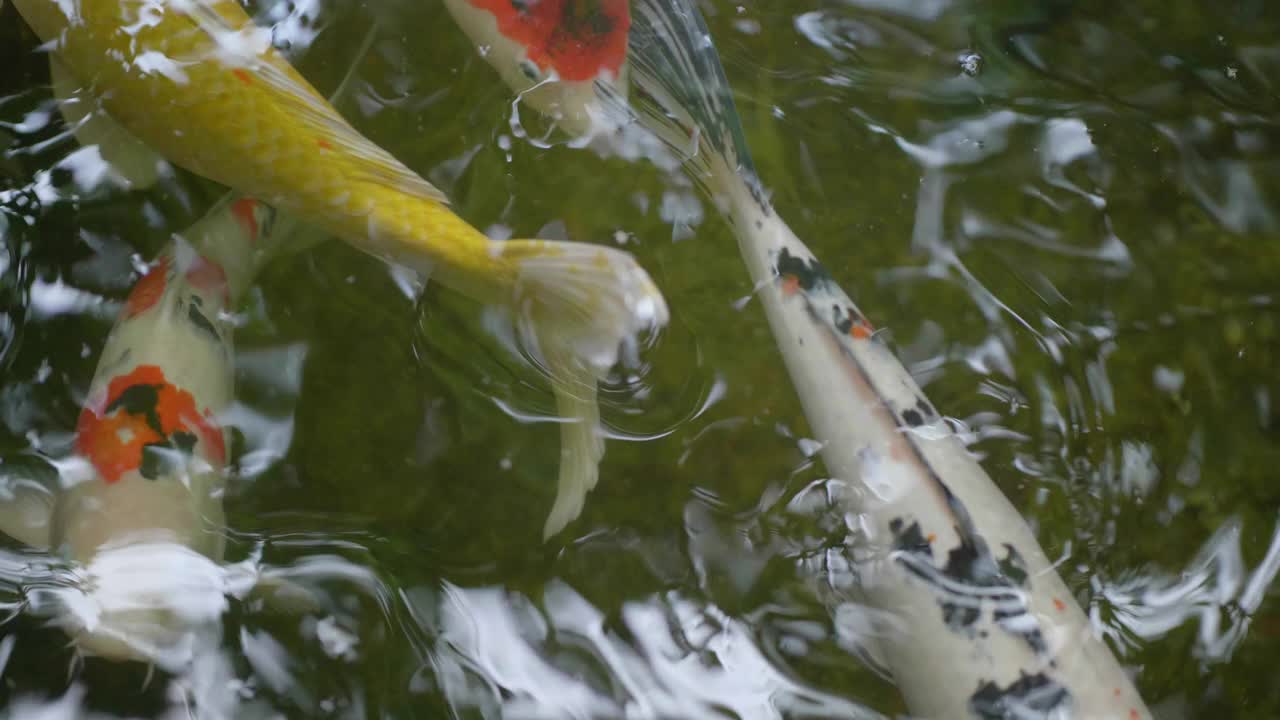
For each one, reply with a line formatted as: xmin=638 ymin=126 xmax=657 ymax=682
xmin=185 ymin=255 xmax=230 ymax=305
xmin=850 ymin=321 xmax=873 ymax=340
xmin=317 ymin=138 xmax=333 ymax=150
xmin=232 ymin=68 xmax=252 ymax=85
xmin=1053 ymin=597 xmax=1066 ymax=612
xmin=926 ymin=533 xmax=937 ymax=543
xmin=468 ymin=0 xmax=630 ymax=82
xmin=780 ymin=274 xmax=800 ymax=296
xmin=231 ymin=197 xmax=260 ymax=242
xmin=75 ymin=365 xmax=226 ymax=483
xmin=125 ymin=257 xmax=170 ymax=318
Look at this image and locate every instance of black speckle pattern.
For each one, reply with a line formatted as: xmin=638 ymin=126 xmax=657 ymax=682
xmin=890 ymin=517 xmax=1048 ymax=655
xmin=775 ymin=247 xmax=833 ymax=292
xmin=969 ymin=672 xmax=1070 ymax=719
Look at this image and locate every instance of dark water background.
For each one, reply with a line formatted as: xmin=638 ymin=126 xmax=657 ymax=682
xmin=1 ymin=0 xmax=1278 ymax=716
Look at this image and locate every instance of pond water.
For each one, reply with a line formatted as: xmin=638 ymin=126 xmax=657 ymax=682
xmin=1 ymin=0 xmax=1278 ymax=717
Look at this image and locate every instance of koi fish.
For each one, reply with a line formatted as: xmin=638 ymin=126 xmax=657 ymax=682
xmin=444 ymin=1 xmax=1153 ymax=717
xmin=11 ymin=0 xmax=669 ymax=539
xmin=0 ymin=31 xmax=347 ymax=663
xmin=442 ymin=0 xmax=631 ymax=139
xmin=0 ymin=192 xmax=306 ymax=667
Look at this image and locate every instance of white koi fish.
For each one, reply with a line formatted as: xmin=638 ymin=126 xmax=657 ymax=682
xmin=0 ymin=27 xmax=358 ymax=663
xmin=0 ymin=193 xmax=309 ymax=668
xmin=442 ymin=1 xmax=1153 ymax=717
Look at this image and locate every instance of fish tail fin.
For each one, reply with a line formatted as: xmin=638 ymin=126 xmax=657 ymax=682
xmin=501 ymin=238 xmax=668 ymax=375
xmin=543 ymin=360 xmax=604 ymax=540
xmin=495 ymin=238 xmax=667 ymax=538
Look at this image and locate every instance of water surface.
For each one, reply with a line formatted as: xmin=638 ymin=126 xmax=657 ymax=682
xmin=1 ymin=0 xmax=1279 ymax=716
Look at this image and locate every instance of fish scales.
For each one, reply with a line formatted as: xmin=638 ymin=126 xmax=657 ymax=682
xmin=17 ymin=0 xmax=513 ymax=292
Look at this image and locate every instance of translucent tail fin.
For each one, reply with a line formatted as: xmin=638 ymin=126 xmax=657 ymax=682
xmin=497 ymin=238 xmax=668 ymax=538
xmin=543 ymin=358 xmax=603 ymax=540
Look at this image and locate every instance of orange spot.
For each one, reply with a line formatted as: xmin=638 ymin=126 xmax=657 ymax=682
xmin=317 ymin=138 xmax=333 ymax=150
xmin=230 ymin=198 xmax=260 ymax=242
xmin=1113 ymin=688 xmax=1122 ymax=697
xmin=850 ymin=322 xmax=873 ymax=340
xmin=125 ymin=257 xmax=170 ymax=318
xmin=1129 ymin=710 xmax=1139 ymax=720
xmin=75 ymin=365 xmax=225 ymax=483
xmin=1053 ymin=598 xmax=1066 ymax=612
xmin=185 ymin=255 xmax=230 ymax=305
xmin=926 ymin=533 xmax=937 ymax=543
xmin=468 ymin=0 xmax=630 ymax=82
xmin=75 ymin=406 xmax=162 ymax=483
xmin=232 ymin=68 xmax=252 ymax=85
xmin=781 ymin=274 xmax=800 ymax=296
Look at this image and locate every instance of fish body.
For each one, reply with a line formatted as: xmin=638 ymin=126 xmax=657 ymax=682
xmin=57 ymin=237 xmax=236 ymax=663
xmin=0 ymin=193 xmax=289 ymax=666
xmin=444 ymin=1 xmax=1153 ymax=717
xmin=13 ymin=0 xmax=668 ymax=538
xmin=16 ymin=0 xmax=492 ymax=287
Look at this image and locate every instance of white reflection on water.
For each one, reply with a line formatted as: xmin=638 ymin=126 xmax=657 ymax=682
xmin=227 ymin=343 xmax=308 ymax=479
xmin=1098 ymin=513 xmax=1280 ymax=665
xmin=413 ymin=579 xmax=881 ymax=719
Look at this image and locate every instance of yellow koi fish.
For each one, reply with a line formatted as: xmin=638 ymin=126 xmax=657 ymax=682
xmin=12 ymin=0 xmax=668 ymax=538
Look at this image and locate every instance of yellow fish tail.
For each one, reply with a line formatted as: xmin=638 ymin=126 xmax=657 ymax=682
xmin=496 ymin=238 xmax=667 ymax=538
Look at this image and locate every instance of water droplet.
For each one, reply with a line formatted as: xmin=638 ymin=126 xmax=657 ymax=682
xmin=959 ymin=52 xmax=982 ymax=77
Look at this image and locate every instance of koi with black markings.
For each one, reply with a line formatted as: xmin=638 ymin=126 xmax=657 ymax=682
xmin=443 ymin=0 xmax=1152 ymax=717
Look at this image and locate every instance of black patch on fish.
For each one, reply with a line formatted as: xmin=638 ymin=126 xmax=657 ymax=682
xmin=775 ymin=247 xmax=833 ymax=293
xmin=969 ymin=672 xmax=1070 ymax=719
xmin=903 ymin=408 xmax=924 ymax=427
xmin=916 ymin=397 xmax=937 ymax=419
xmin=561 ymin=0 xmax=615 ymax=37
xmin=187 ymin=302 xmax=221 ymax=341
xmin=831 ymin=304 xmax=869 ymax=335
xmin=783 ymin=249 xmax=1051 ymax=658
xmin=138 ymin=432 xmax=196 ymax=480
xmin=998 ymin=545 xmax=1029 ymax=588
xmin=890 ymin=517 xmax=1047 ymax=654
xmin=107 ymin=383 xmax=164 ymax=434
xmin=755 ymin=219 xmax=763 ymax=229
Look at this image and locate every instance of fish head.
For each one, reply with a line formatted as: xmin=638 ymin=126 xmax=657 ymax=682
xmin=443 ymin=0 xmax=631 ymax=138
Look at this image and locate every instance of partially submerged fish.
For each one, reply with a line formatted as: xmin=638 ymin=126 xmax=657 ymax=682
xmin=443 ymin=0 xmax=631 ymax=139
xmin=0 ymin=193 xmax=305 ymax=667
xmin=12 ymin=0 xmax=668 ymax=538
xmin=444 ymin=1 xmax=1153 ymax=717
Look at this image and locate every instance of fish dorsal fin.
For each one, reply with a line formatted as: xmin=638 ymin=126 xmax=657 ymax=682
xmin=181 ymin=0 xmax=450 ymax=205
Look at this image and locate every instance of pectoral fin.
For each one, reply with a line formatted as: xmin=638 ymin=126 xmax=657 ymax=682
xmin=49 ymin=54 xmax=166 ymax=190
xmin=249 ymin=574 xmax=324 ymax=616
xmin=0 ymin=474 xmax=55 ymax=549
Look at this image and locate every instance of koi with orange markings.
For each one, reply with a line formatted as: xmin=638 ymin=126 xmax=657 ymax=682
xmin=13 ymin=0 xmax=667 ymax=540
xmin=445 ymin=0 xmax=631 ymax=138
xmin=75 ymin=364 xmax=226 ymax=484
xmin=0 ymin=192 xmax=306 ymax=668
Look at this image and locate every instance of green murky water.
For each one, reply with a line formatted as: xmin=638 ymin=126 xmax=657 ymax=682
xmin=2 ymin=0 xmax=1279 ymax=716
